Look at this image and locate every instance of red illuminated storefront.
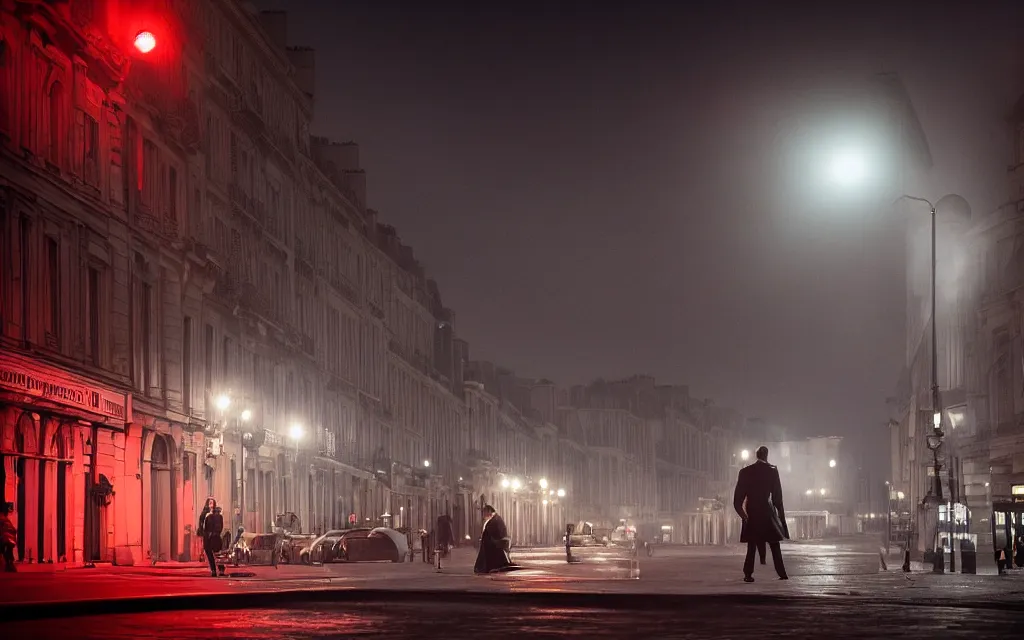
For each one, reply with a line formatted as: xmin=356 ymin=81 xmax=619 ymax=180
xmin=0 ymin=351 xmax=131 ymax=566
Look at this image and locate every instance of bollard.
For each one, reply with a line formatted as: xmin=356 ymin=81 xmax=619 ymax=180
xmin=564 ymin=523 xmax=575 ymax=564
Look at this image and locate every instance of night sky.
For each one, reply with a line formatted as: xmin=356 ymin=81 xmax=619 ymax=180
xmin=253 ymin=0 xmax=1023 ymax=464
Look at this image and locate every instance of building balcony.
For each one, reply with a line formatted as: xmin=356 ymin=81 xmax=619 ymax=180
xmin=316 ymin=428 xmax=337 ymax=459
xmin=299 ymin=333 xmax=315 ymax=357
xmin=229 ymin=182 xmax=266 ymax=228
xmin=230 ymin=91 xmax=265 ymax=138
xmin=329 ymin=274 xmax=360 ymax=306
xmin=237 ymin=281 xmax=281 ymax=326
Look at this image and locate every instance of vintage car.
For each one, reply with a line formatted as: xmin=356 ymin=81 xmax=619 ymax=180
xmin=300 ymin=527 xmax=409 ymax=564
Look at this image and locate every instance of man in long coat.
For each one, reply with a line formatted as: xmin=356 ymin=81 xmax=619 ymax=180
xmin=733 ymin=446 xmax=789 ymax=582
xmin=474 ymin=504 xmax=519 ymax=574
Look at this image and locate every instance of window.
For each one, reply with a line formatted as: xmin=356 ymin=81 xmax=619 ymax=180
xmin=46 ymin=237 xmax=60 ymax=343
xmin=18 ymin=216 xmax=29 ymax=340
xmin=86 ymin=267 xmax=101 ymax=366
xmin=134 ymin=254 xmax=153 ymax=393
xmin=48 ymin=82 xmax=64 ymax=166
xmin=83 ymin=115 xmax=99 ymax=187
xmin=0 ymin=39 xmax=9 ymax=133
xmin=222 ymin=336 xmax=232 ymax=386
xmin=140 ymin=281 xmax=152 ymax=392
xmin=204 ymin=323 xmax=214 ymax=397
xmin=168 ymin=166 xmax=178 ymax=225
xmin=182 ymin=316 xmax=193 ymax=413
xmin=0 ymin=200 xmax=6 ymax=329
xmin=141 ymin=140 xmax=157 ymax=209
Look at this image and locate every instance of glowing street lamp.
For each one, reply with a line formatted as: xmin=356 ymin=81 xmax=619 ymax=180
xmin=215 ymin=394 xmax=232 ymax=411
xmin=289 ymin=423 xmax=304 ymax=442
xmin=556 ymin=488 xmax=566 ymax=498
xmin=819 ymin=488 xmax=827 ymax=496
xmin=511 ymin=478 xmax=521 ymax=491
xmin=501 ymin=477 xmax=510 ymax=489
xmin=423 ymin=460 xmax=431 ymax=468
xmin=826 ymin=148 xmax=869 ymax=188
xmin=829 ymin=459 xmax=837 ymax=468
xmin=539 ymin=478 xmax=549 ymax=490
xmin=805 ymin=489 xmax=813 ymax=496
xmin=240 ymin=409 xmax=253 ymax=422
xmin=740 ymin=449 xmax=750 ymax=462
xmin=134 ymin=31 xmax=157 ymax=54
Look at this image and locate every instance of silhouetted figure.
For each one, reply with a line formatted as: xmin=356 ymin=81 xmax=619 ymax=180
xmin=733 ymin=446 xmax=789 ymax=582
xmin=0 ymin=502 xmax=17 ymax=572
xmin=436 ymin=513 xmax=455 ymax=556
xmin=474 ymin=505 xmax=519 ymax=574
xmin=203 ymin=505 xmax=225 ymax=577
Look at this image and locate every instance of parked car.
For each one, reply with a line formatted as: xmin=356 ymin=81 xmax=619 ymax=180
xmin=300 ymin=527 xmax=408 ymax=564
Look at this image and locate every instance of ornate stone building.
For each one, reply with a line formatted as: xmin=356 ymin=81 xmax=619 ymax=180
xmin=889 ymin=85 xmax=1024 ymax=562
xmin=0 ymin=0 xmax=746 ymax=568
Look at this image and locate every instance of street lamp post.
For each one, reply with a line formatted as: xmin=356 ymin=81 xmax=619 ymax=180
xmin=894 ymin=193 xmax=969 ymax=505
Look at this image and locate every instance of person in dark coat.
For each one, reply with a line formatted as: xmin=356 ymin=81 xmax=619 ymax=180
xmin=733 ymin=446 xmax=789 ymax=582
xmin=1 ymin=502 xmax=17 ymax=572
xmin=473 ymin=505 xmax=519 ymax=574
xmin=202 ymin=504 xmax=225 ymax=577
xmin=436 ymin=513 xmax=455 ymax=557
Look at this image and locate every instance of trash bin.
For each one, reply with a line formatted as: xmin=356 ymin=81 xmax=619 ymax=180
xmin=960 ymin=539 xmax=977 ymax=575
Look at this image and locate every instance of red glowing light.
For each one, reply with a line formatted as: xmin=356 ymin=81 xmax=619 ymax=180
xmin=134 ymin=31 xmax=156 ymax=54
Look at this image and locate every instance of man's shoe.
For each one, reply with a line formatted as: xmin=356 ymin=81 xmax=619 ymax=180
xmin=778 ymin=576 xmax=789 ymax=580
xmin=743 ymin=576 xmax=754 ymax=583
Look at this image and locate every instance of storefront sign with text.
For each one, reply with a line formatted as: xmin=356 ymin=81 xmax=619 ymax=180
xmin=0 ymin=353 xmax=131 ymax=426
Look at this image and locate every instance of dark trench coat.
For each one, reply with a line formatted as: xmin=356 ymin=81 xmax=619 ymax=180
xmin=733 ymin=460 xmax=789 ymax=544
xmin=474 ymin=514 xmax=514 ymax=574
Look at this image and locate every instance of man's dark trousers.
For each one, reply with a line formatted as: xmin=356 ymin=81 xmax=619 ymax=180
xmin=744 ymin=541 xmax=786 ymax=578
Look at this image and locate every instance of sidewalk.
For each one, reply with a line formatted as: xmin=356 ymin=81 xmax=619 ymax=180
xmin=2 ymin=545 xmax=1022 ymax=622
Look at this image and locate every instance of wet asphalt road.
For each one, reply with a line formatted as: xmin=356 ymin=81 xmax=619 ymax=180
xmin=3 ymin=599 xmax=1019 ymax=639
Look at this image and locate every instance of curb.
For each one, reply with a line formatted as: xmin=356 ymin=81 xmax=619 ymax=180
xmin=2 ymin=586 xmax=1023 ymax=622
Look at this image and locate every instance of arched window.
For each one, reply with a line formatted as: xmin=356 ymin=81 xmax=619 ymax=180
xmin=151 ymin=435 xmax=169 ymax=468
xmin=48 ymin=81 xmax=64 ymax=166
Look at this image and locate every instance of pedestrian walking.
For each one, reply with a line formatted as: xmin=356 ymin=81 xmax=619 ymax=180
xmin=733 ymin=446 xmax=789 ymax=582
xmin=202 ymin=500 xmax=225 ymax=577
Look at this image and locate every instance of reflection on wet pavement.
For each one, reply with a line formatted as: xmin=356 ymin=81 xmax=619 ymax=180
xmin=6 ymin=600 xmax=1020 ymax=639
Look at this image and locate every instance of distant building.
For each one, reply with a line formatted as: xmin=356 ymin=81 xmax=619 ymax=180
xmin=733 ymin=435 xmax=855 ymax=539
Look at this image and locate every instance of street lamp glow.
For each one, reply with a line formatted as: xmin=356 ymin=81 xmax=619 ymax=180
xmin=134 ymin=31 xmax=157 ymax=54
xmin=501 ymin=478 xmax=510 ymax=489
xmin=423 ymin=460 xmax=430 ymax=468
xmin=539 ymin=478 xmax=549 ymax=490
xmin=289 ymin=423 xmax=304 ymax=441
xmin=542 ymin=499 xmax=549 ymax=506
xmin=240 ymin=409 xmax=252 ymax=422
xmin=829 ymin=459 xmax=837 ymax=468
xmin=511 ymin=478 xmax=521 ymax=491
xmin=556 ymin=488 xmax=566 ymax=498
xmin=805 ymin=489 xmax=813 ymax=496
xmin=827 ymin=148 xmax=868 ymax=187
xmin=897 ymin=491 xmax=905 ymax=500
xmin=215 ymin=394 xmax=232 ymax=411
xmin=932 ymin=411 xmax=942 ymax=429
xmin=740 ymin=449 xmax=750 ymax=461
xmin=819 ymin=488 xmax=827 ymax=496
